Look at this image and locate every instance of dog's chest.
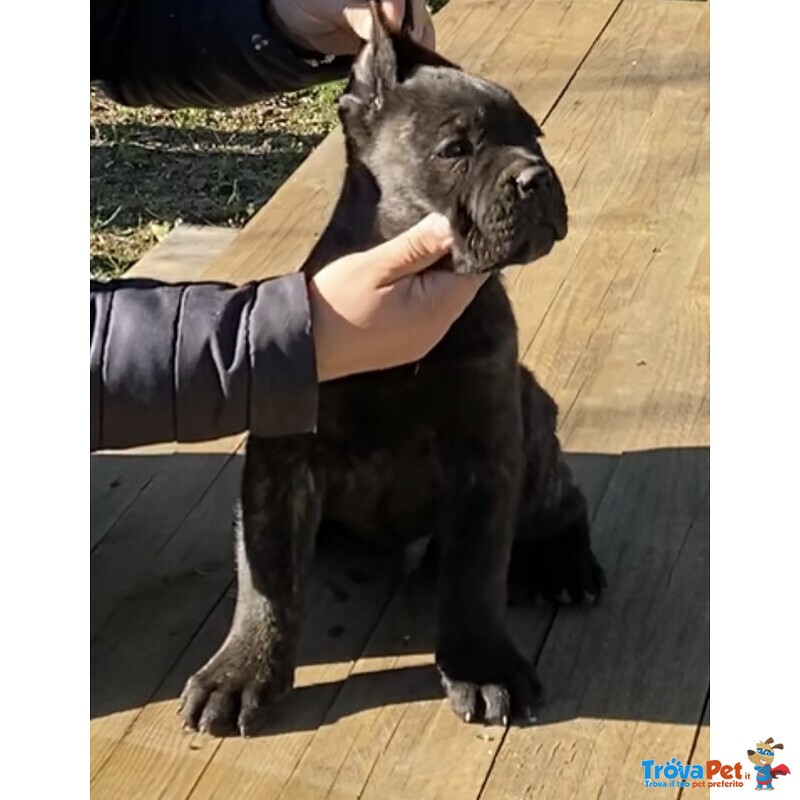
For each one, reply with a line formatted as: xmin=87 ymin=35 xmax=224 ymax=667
xmin=316 ymin=400 xmax=443 ymax=543
xmin=314 ymin=366 xmax=441 ymax=541
xmin=311 ymin=278 xmax=520 ymax=543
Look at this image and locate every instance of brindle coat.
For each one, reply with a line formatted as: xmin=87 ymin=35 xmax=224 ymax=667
xmin=180 ymin=5 xmax=605 ymax=737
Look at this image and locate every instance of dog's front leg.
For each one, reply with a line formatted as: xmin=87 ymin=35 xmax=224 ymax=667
xmin=180 ymin=435 xmax=320 ymax=736
xmin=435 ymin=427 xmax=543 ymax=726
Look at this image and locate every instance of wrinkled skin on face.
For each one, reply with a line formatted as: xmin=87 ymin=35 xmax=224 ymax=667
xmin=337 ymin=31 xmax=568 ymax=273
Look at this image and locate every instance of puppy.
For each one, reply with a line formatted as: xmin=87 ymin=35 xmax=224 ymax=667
xmin=180 ymin=3 xmax=605 ymax=737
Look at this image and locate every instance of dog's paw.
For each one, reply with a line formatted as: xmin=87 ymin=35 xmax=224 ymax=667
xmin=179 ymin=641 xmax=293 ymax=737
xmin=436 ymin=635 xmax=543 ymax=725
xmin=509 ymin=520 xmax=606 ymax=606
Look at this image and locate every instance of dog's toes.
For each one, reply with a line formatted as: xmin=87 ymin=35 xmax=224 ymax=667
xmin=179 ymin=644 xmax=294 ymax=738
xmin=179 ymin=675 xmax=211 ymax=732
xmin=507 ymin=661 xmax=544 ymax=720
xmin=481 ymin=684 xmax=510 ymax=726
xmin=237 ymin=682 xmax=278 ymax=737
xmin=198 ymin=690 xmax=240 ymax=737
xmin=441 ymin=675 xmax=479 ymax=722
xmin=556 ymin=588 xmax=573 ymax=605
xmin=591 ymin=555 xmax=608 ymax=595
xmin=438 ymin=637 xmax=544 ymax=726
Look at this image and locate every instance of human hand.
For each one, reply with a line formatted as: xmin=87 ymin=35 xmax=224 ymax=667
xmin=270 ymin=0 xmax=435 ymax=55
xmin=309 ymin=214 xmax=487 ymax=382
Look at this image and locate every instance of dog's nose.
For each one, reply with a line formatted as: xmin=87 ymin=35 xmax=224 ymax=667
xmin=516 ymin=164 xmax=551 ymax=198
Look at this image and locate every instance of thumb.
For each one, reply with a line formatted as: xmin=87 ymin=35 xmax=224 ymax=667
xmin=368 ymin=214 xmax=454 ymax=285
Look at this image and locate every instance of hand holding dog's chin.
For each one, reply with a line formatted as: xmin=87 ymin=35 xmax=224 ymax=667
xmin=309 ymin=214 xmax=487 ymax=382
xmin=270 ymin=0 xmax=435 ymax=55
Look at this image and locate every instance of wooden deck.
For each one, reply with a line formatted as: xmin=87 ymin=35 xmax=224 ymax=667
xmin=90 ymin=0 xmax=709 ymax=797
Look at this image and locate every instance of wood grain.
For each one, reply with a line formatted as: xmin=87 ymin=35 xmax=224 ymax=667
xmin=480 ymin=449 xmax=709 ymax=800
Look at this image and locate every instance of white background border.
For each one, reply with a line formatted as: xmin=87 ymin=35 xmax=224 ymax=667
xmin=711 ymin=1 xmax=799 ymax=796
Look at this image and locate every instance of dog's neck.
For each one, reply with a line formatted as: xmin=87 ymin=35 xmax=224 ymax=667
xmin=300 ymin=153 xmax=512 ymax=367
xmin=301 ymin=160 xmax=386 ymax=275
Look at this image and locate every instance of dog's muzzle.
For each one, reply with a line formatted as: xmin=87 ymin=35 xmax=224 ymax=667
xmin=452 ymin=155 xmax=568 ymax=273
xmin=514 ymin=162 xmax=567 ymax=241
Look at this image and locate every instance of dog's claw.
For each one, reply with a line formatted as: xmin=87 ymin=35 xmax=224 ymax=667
xmin=439 ymin=638 xmax=542 ymax=727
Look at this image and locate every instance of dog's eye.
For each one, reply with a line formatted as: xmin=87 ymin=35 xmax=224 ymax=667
xmin=435 ymin=138 xmax=474 ymax=159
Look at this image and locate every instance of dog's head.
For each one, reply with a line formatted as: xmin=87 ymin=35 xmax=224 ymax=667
xmin=747 ymin=739 xmax=783 ymax=767
xmin=338 ymin=3 xmax=568 ymax=274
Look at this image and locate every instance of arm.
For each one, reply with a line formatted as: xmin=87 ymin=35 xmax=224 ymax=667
xmin=90 ymin=0 xmax=352 ymax=108
xmin=91 ymin=215 xmax=483 ymax=451
xmin=90 ymin=274 xmax=317 ymax=450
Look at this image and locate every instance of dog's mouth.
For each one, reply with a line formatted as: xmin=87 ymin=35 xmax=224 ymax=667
xmin=448 ymin=174 xmax=567 ymax=274
xmin=452 ymin=211 xmax=565 ymax=275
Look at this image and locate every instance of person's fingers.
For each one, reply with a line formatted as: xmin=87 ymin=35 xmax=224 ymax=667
xmin=409 ymin=0 xmax=435 ymax=48
xmin=363 ymin=214 xmax=454 ymax=285
xmin=341 ymin=5 xmax=373 ymax=41
xmin=343 ymin=1 xmax=432 ymax=44
xmin=379 ymin=0 xmax=405 ymax=30
xmin=343 ymin=1 xmax=402 ymax=41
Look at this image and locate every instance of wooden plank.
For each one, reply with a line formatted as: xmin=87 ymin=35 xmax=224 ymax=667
xmin=682 ymin=702 xmax=710 ymax=799
xmin=198 ymin=0 xmax=621 ymax=286
xmin=507 ymin=0 xmax=709 ymax=455
xmin=91 ymin=450 xmax=238 ymax=638
xmin=480 ymin=447 xmax=710 ymax=800
xmin=126 ymin=223 xmax=238 ymax=281
xmin=272 ymin=572 xmax=506 ymax=800
xmin=91 ymin=455 xmax=161 ymax=549
xmin=90 ymin=537 xmax=399 ymax=800
xmin=558 ymin=235 xmax=709 ymax=453
xmin=90 ymin=453 xmax=243 ymax=778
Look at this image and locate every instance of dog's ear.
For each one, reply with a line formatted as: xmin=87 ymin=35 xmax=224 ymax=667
xmin=340 ymin=2 xmax=399 ymax=116
xmin=340 ymin=1 xmax=459 ymax=119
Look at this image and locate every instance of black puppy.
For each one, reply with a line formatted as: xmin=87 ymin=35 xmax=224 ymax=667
xmin=180 ymin=5 xmax=605 ymax=737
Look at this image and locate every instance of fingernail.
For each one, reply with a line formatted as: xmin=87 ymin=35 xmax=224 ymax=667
xmin=423 ymin=213 xmax=454 ymax=246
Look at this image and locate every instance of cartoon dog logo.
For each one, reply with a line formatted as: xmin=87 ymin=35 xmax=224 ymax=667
xmin=747 ymin=738 xmax=791 ymax=791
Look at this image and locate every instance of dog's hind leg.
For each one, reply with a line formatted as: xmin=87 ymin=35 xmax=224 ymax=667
xmin=509 ymin=366 xmax=606 ymax=604
xmin=180 ymin=434 xmax=321 ymax=737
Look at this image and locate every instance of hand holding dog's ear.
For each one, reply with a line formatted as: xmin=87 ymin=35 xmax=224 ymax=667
xmin=309 ymin=214 xmax=487 ymax=382
xmin=271 ymin=1 xmax=434 ymax=56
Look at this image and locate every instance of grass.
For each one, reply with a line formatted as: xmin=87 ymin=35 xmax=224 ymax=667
xmin=90 ymin=0 xmax=450 ymax=279
xmin=90 ymin=81 xmax=344 ymax=278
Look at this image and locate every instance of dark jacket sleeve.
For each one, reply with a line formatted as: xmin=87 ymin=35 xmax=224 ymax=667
xmin=91 ymin=0 xmax=352 ymax=108
xmin=90 ymin=274 xmax=318 ymax=451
